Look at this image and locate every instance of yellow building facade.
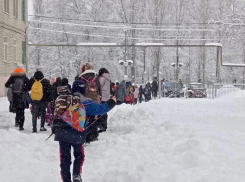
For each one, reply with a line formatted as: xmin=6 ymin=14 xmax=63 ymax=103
xmin=0 ymin=0 xmax=28 ymax=96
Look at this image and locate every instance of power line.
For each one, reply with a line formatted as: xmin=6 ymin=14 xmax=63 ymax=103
xmin=29 ymin=27 xmax=220 ymax=41
xmin=29 ymin=26 xmax=229 ymax=39
xmin=28 ymin=14 xmax=214 ymax=26
xmin=28 ymin=19 xmax=215 ymax=32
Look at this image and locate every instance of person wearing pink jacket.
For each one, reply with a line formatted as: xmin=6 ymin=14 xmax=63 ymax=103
xmin=133 ymin=85 xmax=139 ymax=104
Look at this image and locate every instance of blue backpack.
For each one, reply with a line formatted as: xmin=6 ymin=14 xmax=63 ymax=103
xmin=72 ymin=80 xmax=87 ymax=95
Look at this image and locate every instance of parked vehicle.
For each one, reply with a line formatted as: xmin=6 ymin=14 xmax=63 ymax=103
xmin=187 ymin=83 xmax=207 ymax=98
xmin=162 ymin=81 xmax=184 ymax=98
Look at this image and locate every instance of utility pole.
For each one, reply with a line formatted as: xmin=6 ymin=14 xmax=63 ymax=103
xmin=176 ymin=38 xmax=179 ymax=81
xmin=124 ymin=30 xmax=127 ymax=76
xmin=142 ymin=46 xmax=146 ymax=84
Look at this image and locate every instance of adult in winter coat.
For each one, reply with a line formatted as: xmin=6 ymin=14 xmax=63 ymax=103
xmin=98 ymin=67 xmax=110 ymax=132
xmin=53 ymin=77 xmax=62 ymax=88
xmin=79 ymin=62 xmax=101 ymax=143
xmin=115 ymin=80 xmax=127 ymax=105
xmin=53 ymin=85 xmax=116 ymax=182
xmin=5 ymin=67 xmax=29 ymax=130
xmin=27 ymin=71 xmax=51 ymax=132
xmin=144 ymin=82 xmax=152 ymax=102
xmin=151 ymin=77 xmax=158 ymax=99
xmin=138 ymin=85 xmax=144 ymax=103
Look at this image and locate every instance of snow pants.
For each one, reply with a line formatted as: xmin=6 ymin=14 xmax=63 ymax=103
xmin=86 ymin=116 xmax=99 ymax=143
xmin=59 ymin=141 xmax=85 ymax=182
xmin=98 ymin=101 xmax=108 ymax=132
xmin=15 ymin=108 xmax=25 ymax=129
xmin=31 ymin=101 xmax=47 ymax=129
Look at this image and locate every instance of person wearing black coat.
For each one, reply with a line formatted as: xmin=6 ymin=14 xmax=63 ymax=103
xmin=138 ymin=85 xmax=144 ymax=103
xmin=151 ymin=77 xmax=158 ymax=99
xmin=53 ymin=77 xmax=62 ymax=87
xmin=27 ymin=71 xmax=51 ymax=132
xmin=144 ymin=82 xmax=152 ymax=102
xmin=5 ymin=67 xmax=29 ymax=130
xmin=61 ymin=78 xmax=72 ymax=91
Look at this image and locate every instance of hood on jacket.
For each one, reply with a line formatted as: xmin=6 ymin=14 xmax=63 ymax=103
xmin=11 ymin=68 xmax=26 ymax=77
xmin=119 ymin=80 xmax=126 ymax=86
xmin=79 ymin=70 xmax=97 ymax=77
xmin=61 ymin=78 xmax=69 ymax=85
xmin=34 ymin=71 xmax=44 ymax=80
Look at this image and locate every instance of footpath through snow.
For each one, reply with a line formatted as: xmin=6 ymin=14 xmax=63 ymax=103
xmin=0 ymin=91 xmax=245 ymax=182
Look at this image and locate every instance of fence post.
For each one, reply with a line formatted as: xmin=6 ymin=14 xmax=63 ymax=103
xmin=212 ymin=84 xmax=214 ymax=99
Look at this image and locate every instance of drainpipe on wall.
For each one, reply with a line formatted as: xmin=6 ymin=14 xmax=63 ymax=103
xmin=25 ymin=27 xmax=28 ymax=74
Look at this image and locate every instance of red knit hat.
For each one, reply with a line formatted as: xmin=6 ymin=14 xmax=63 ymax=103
xmin=81 ymin=65 xmax=86 ymax=73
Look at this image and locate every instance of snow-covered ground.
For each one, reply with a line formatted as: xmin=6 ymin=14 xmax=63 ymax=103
xmin=0 ymin=91 xmax=245 ymax=182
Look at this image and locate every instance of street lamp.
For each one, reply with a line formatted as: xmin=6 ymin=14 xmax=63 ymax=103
xmin=136 ymin=43 xmax=164 ymax=84
xmin=171 ymin=63 xmax=184 ymax=81
xmin=119 ymin=59 xmax=133 ymax=80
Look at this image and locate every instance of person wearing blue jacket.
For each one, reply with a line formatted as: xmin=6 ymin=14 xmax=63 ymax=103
xmin=53 ymin=85 xmax=116 ymax=182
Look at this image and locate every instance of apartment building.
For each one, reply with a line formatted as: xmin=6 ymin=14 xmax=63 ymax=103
xmin=0 ymin=0 xmax=28 ymax=96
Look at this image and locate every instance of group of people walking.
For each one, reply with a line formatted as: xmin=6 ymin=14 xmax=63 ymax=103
xmin=113 ymin=76 xmax=159 ymax=104
xmin=5 ymin=63 xmax=117 ymax=182
xmin=5 ymin=63 xmax=158 ymax=182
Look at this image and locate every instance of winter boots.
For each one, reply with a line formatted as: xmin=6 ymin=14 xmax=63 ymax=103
xmin=73 ymin=175 xmax=82 ymax=182
xmin=32 ymin=127 xmax=47 ymax=132
xmin=18 ymin=121 xmax=24 ymax=131
xmin=40 ymin=127 xmax=47 ymax=131
xmin=15 ymin=122 xmax=19 ymax=127
xmin=32 ymin=127 xmax=37 ymax=133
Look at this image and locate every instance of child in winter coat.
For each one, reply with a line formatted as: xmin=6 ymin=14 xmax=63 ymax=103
xmin=45 ymin=103 xmax=52 ymax=126
xmin=133 ymin=85 xmax=139 ymax=104
xmin=52 ymin=85 xmax=116 ymax=182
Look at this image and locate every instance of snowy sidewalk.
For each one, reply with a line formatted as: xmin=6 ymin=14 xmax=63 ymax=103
xmin=0 ymin=91 xmax=245 ymax=182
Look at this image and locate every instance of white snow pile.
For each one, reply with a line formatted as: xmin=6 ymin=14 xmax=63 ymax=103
xmin=0 ymin=90 xmax=245 ymax=182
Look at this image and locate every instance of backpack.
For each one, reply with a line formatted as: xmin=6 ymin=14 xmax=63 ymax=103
xmin=12 ymin=78 xmax=24 ymax=94
xmin=144 ymin=87 xmax=150 ymax=95
xmin=81 ymin=76 xmax=99 ymax=102
xmin=53 ymin=92 xmax=86 ymax=132
xmin=72 ymin=80 xmax=87 ymax=95
xmin=31 ymin=78 xmax=44 ymax=101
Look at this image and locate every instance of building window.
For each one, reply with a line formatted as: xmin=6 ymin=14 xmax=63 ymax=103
xmin=22 ymin=0 xmax=25 ymax=21
xmin=13 ymin=0 xmax=18 ymax=18
xmin=4 ymin=37 xmax=8 ymax=61
xmin=4 ymin=0 xmax=9 ymax=14
xmin=13 ymin=40 xmax=17 ymax=62
xmin=22 ymin=41 xmax=26 ymax=64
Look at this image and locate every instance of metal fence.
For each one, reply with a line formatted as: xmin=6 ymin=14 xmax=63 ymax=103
xmin=210 ymin=84 xmax=245 ymax=99
xmin=158 ymin=83 xmax=245 ymax=99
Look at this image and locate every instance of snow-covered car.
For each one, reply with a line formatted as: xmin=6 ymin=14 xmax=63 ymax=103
xmin=162 ymin=81 xmax=184 ymax=98
xmin=187 ymin=83 xmax=207 ymax=98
